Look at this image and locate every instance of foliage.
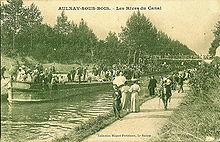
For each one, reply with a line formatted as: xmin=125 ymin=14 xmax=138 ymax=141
xmin=209 ymin=21 xmax=220 ymax=56
xmin=1 ymin=1 xmax=195 ymax=64
xmin=159 ymin=65 xmax=220 ymax=142
xmin=119 ymin=11 xmax=195 ymax=64
xmin=1 ymin=0 xmax=42 ymax=55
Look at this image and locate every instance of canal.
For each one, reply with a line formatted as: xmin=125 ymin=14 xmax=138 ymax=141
xmin=1 ymin=76 xmax=150 ymax=142
xmin=1 ymin=90 xmax=114 ymax=142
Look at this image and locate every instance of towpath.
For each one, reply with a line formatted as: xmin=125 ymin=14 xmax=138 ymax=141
xmin=83 ymin=84 xmax=190 ymax=142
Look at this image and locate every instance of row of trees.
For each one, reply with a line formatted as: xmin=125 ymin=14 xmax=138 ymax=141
xmin=209 ymin=21 xmax=220 ymax=56
xmin=1 ymin=0 xmax=195 ymax=65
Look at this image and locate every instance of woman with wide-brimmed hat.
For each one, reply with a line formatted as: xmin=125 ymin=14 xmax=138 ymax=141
xmin=120 ymin=81 xmax=131 ymax=112
xmin=129 ymin=79 xmax=141 ymax=113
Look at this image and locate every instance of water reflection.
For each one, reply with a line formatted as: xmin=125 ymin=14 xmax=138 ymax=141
xmin=1 ymin=90 xmax=113 ymax=142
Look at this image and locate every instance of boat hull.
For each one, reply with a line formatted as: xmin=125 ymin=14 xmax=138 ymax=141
xmin=8 ymin=81 xmax=113 ymax=103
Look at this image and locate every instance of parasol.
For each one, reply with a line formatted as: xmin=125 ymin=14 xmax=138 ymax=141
xmin=112 ymin=76 xmax=126 ymax=87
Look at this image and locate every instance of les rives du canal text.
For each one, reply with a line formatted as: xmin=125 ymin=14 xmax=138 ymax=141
xmin=58 ymin=6 xmax=162 ymax=11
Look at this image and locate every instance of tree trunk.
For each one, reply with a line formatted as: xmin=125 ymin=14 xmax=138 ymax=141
xmin=138 ymin=50 xmax=141 ymax=64
xmin=60 ymin=35 xmax=63 ymax=63
xmin=12 ymin=33 xmax=15 ymax=50
xmin=133 ymin=50 xmax=137 ymax=64
xmin=31 ymin=32 xmax=33 ymax=51
xmin=128 ymin=49 xmax=131 ymax=64
xmin=91 ymin=47 xmax=94 ymax=62
xmin=61 ymin=35 xmax=63 ymax=48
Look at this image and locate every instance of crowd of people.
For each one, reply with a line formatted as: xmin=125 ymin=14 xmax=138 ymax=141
xmin=65 ymin=59 xmax=200 ymax=85
xmin=1 ymin=59 xmax=202 ymax=88
xmin=2 ymin=63 xmax=144 ymax=85
xmin=149 ymin=69 xmax=194 ymax=110
xmin=1 ymin=56 xmax=203 ymax=83
xmin=142 ymin=59 xmax=200 ymax=75
xmin=7 ymin=64 xmax=55 ymax=85
xmin=111 ymin=69 xmax=194 ymax=119
xmin=1 ymin=57 xmax=215 ymax=120
xmin=149 ymin=69 xmax=193 ymax=96
xmin=66 ymin=64 xmax=142 ymax=84
xmin=1 ymin=57 xmax=219 ymax=121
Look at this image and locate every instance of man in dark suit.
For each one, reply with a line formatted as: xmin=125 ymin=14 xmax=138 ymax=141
xmin=178 ymin=75 xmax=184 ymax=93
xmin=77 ymin=67 xmax=83 ymax=84
xmin=148 ymin=76 xmax=157 ymax=96
xmin=112 ymin=84 xmax=122 ymax=119
xmin=70 ymin=67 xmax=76 ymax=82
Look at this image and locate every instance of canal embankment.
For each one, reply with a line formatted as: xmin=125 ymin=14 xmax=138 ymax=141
xmin=80 ymin=85 xmax=189 ymax=142
xmin=158 ymin=66 xmax=220 ymax=142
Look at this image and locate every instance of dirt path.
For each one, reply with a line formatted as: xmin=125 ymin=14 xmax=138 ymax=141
xmin=83 ymin=85 xmax=190 ymax=142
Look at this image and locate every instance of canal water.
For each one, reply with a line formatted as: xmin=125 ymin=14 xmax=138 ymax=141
xmin=1 ymin=90 xmax=114 ymax=142
xmin=1 ymin=76 xmax=150 ymax=142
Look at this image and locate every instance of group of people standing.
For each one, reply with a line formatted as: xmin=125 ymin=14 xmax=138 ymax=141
xmin=66 ymin=64 xmax=143 ymax=84
xmin=111 ymin=70 xmax=192 ymax=119
xmin=112 ymin=75 xmax=141 ymax=119
xmin=4 ymin=63 xmax=66 ymax=89
xmin=147 ymin=70 xmax=191 ymax=110
xmin=67 ymin=66 xmax=87 ymax=83
xmin=148 ymin=70 xmax=191 ymax=97
xmin=7 ymin=63 xmax=55 ymax=84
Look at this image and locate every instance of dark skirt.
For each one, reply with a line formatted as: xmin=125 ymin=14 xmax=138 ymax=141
xmin=113 ymin=100 xmax=121 ymax=111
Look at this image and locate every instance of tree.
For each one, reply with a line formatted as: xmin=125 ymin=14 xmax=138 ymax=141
xmin=54 ymin=11 xmax=71 ymax=50
xmin=1 ymin=0 xmax=24 ymax=51
xmin=103 ymin=32 xmax=121 ymax=64
xmin=22 ymin=3 xmax=43 ymax=51
xmin=1 ymin=0 xmax=43 ymax=56
xmin=1 ymin=3 xmax=196 ymax=64
xmin=119 ymin=11 xmax=195 ymax=63
xmin=120 ymin=11 xmax=158 ymax=64
xmin=77 ymin=18 xmax=98 ymax=62
xmin=209 ymin=21 xmax=220 ymax=56
xmin=30 ymin=24 xmax=58 ymax=61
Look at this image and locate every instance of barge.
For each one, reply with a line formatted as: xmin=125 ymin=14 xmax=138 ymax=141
xmin=7 ymin=81 xmax=113 ymax=103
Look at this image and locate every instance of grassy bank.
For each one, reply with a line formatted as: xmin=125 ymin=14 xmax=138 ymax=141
xmin=158 ymin=66 xmax=220 ymax=142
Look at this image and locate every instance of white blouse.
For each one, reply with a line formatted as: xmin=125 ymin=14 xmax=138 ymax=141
xmin=129 ymin=84 xmax=141 ymax=93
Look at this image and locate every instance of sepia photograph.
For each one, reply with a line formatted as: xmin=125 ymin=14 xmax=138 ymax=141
xmin=1 ymin=0 xmax=220 ymax=142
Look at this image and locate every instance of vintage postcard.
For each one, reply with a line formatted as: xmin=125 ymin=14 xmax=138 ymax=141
xmin=1 ymin=0 xmax=220 ymax=142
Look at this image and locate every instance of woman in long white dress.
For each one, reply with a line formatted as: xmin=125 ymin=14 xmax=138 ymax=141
xmin=120 ymin=81 xmax=131 ymax=111
xmin=129 ymin=80 xmax=141 ymax=112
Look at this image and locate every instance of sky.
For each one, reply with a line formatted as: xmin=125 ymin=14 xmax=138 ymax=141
xmin=10 ymin=0 xmax=220 ymax=55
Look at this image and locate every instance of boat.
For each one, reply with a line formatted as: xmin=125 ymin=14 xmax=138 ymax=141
xmin=7 ymin=81 xmax=113 ymax=103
